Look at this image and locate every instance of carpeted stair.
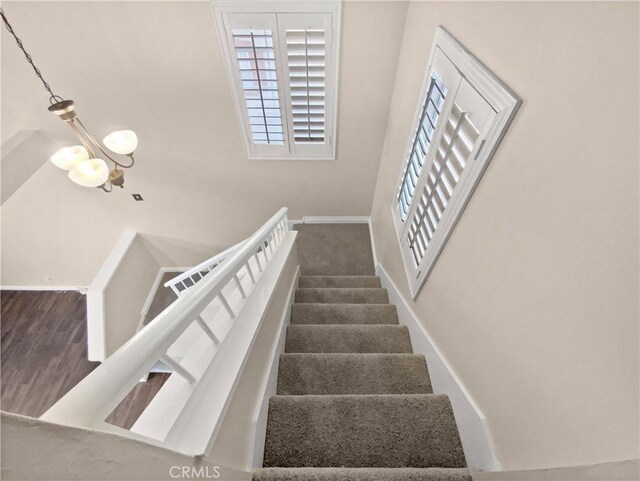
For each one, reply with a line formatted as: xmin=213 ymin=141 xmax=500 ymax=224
xmin=255 ymin=225 xmax=470 ymax=481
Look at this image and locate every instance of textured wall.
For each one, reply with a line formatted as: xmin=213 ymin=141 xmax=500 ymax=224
xmin=1 ymin=412 xmax=251 ymax=480
xmin=370 ymin=1 xmax=639 ymax=471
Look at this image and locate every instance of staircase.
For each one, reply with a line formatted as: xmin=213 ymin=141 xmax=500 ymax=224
xmin=254 ymin=224 xmax=471 ymax=481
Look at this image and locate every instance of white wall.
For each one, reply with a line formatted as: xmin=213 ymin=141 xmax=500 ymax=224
xmin=102 ymin=236 xmax=161 ymax=356
xmin=0 ymin=0 xmax=407 ymax=287
xmin=1 ymin=412 xmax=251 ymax=481
xmin=1 ymin=130 xmax=50 ymax=205
xmin=370 ymin=1 xmax=639 ymax=472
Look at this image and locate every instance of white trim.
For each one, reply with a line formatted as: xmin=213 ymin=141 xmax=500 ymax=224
xmin=211 ymin=0 xmax=341 ymax=161
xmin=473 ymin=459 xmax=639 ymax=480
xmin=301 ymin=215 xmax=369 ymax=224
xmin=368 ymin=217 xmax=378 ymax=268
xmin=392 ymin=26 xmax=521 ymax=299
xmin=42 ymin=209 xmax=292 ymax=458
xmin=0 ymin=286 xmax=87 ymax=292
xmin=249 ymin=264 xmax=300 ymax=470
xmin=376 ymin=262 xmax=501 ymax=471
xmin=86 ymin=230 xmax=138 ymax=362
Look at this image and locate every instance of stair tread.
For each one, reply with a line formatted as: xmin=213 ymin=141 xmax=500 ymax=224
xmin=295 ymin=288 xmax=389 ymax=304
xmin=277 ymin=353 xmax=432 ymax=395
xmin=286 ymin=325 xmax=412 ymax=353
xmin=264 ymin=394 xmax=466 ymax=469
xmin=291 ymin=303 xmax=398 ymax=325
xmin=298 ymin=276 xmax=382 ymax=288
xmin=254 ymin=467 xmax=472 ymax=481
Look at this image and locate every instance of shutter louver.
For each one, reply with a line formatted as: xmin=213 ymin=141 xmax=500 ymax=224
xmin=286 ymin=29 xmax=326 ymax=143
xmin=407 ymin=101 xmax=481 ymax=266
xmin=233 ymin=29 xmax=285 ymax=145
xmin=397 ymin=74 xmax=447 ymax=220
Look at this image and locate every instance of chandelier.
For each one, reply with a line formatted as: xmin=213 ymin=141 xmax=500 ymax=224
xmin=1 ymin=9 xmax=137 ymax=192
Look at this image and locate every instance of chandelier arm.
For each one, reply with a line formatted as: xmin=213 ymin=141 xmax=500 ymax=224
xmin=74 ymin=118 xmax=135 ymax=169
xmin=0 ymin=8 xmax=62 ymax=104
xmin=67 ymin=120 xmax=98 ymax=158
xmin=101 ymin=181 xmax=113 ymax=193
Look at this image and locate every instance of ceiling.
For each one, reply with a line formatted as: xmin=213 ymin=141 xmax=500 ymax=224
xmin=0 ymin=1 xmax=409 ymax=285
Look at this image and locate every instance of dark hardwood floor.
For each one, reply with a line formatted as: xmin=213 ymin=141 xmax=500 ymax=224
xmin=1 ymin=290 xmax=169 ymax=429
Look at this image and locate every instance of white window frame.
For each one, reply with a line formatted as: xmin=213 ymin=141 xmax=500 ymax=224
xmin=392 ymin=26 xmax=521 ymax=298
xmin=212 ymin=1 xmax=341 ymax=160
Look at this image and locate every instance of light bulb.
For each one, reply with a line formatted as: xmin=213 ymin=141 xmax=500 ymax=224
xmin=68 ymin=158 xmax=109 ymax=188
xmin=103 ymin=130 xmax=137 ymax=155
xmin=50 ymin=145 xmax=89 ymax=170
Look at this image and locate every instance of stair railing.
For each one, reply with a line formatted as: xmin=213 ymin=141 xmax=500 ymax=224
xmin=164 ymin=240 xmax=247 ymax=297
xmin=41 ymin=207 xmax=290 ymax=454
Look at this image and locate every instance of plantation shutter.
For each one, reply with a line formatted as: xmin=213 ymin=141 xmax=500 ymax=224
xmin=406 ymin=78 xmax=497 ymax=268
xmin=286 ymin=29 xmax=326 ymax=143
xmin=232 ymin=28 xmax=285 ymax=145
xmin=277 ymin=12 xmax=334 ymax=158
xmin=397 ymin=73 xmax=448 ymax=220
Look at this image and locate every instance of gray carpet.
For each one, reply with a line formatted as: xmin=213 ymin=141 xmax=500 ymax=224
xmin=291 ymin=304 xmax=399 ymax=325
xmin=277 ymin=354 xmax=432 ymax=395
xmin=285 ymin=325 xmax=413 ymax=353
xmin=256 ymin=228 xmax=467 ymax=480
xmin=254 ymin=468 xmax=472 ymax=481
xmin=292 ymin=224 xmax=375 ymax=276
xmin=298 ymin=276 xmax=382 ymax=288
xmin=264 ymin=395 xmax=466 ymax=468
xmin=295 ymin=287 xmax=389 ymax=304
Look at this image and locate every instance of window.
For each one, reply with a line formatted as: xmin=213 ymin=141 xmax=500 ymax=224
xmin=214 ymin=2 xmax=340 ymax=160
xmin=233 ymin=29 xmax=284 ymax=145
xmin=392 ymin=27 xmax=521 ymax=298
xmin=397 ymin=73 xmax=447 ymax=221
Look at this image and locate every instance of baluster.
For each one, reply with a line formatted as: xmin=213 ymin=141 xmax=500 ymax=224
xmin=160 ymin=354 xmax=196 ymax=383
xmin=234 ymin=274 xmax=247 ymax=299
xmin=268 ymin=233 xmax=275 ymax=254
xmin=218 ymin=292 xmax=235 ymax=319
xmin=245 ymin=262 xmax=256 ymax=284
xmin=170 ymin=285 xmax=181 ymax=297
xmin=262 ymin=239 xmax=269 ymax=263
xmin=254 ymin=252 xmax=263 ymax=272
xmin=195 ymin=315 xmax=219 ymax=344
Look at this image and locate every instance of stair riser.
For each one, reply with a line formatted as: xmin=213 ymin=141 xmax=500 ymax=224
xmin=298 ymin=276 xmax=382 ymax=288
xmin=277 ymin=354 xmax=432 ymax=395
xmin=291 ymin=304 xmax=399 ymax=325
xmin=285 ymin=326 xmax=412 ymax=353
xmin=264 ymin=395 xmax=467 ymax=469
xmin=295 ymin=288 xmax=389 ymax=304
xmin=253 ymin=468 xmax=473 ymax=481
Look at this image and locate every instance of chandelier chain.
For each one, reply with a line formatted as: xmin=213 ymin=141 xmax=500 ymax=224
xmin=0 ymin=8 xmax=62 ymax=104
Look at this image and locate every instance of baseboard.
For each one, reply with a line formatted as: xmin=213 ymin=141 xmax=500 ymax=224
xmin=376 ymin=263 xmax=501 ymax=471
xmin=472 ymin=458 xmax=639 ymax=480
xmin=248 ymin=265 xmax=300 ymax=471
xmin=1 ymin=286 xmax=88 ymax=293
xmin=299 ymin=216 xmax=370 ymax=224
xmin=367 ymin=217 xmax=378 ymax=268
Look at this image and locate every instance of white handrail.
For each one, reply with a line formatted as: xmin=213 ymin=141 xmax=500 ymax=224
xmin=164 ymin=239 xmax=248 ymax=296
xmin=41 ymin=208 xmax=290 ymax=452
